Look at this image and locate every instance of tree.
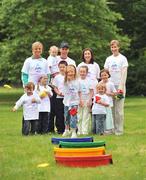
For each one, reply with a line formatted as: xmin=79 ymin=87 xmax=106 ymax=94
xmin=110 ymin=0 xmax=146 ymax=95
xmin=0 ymin=0 xmax=129 ymax=84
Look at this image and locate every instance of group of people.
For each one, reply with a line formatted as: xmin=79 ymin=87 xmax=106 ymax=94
xmin=12 ymin=40 xmax=128 ymax=138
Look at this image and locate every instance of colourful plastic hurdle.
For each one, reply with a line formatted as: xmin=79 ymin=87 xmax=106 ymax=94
xmin=59 ymin=141 xmax=105 ymax=148
xmin=51 ymin=137 xmax=93 ymax=144
xmin=54 ymin=147 xmax=105 ymax=157
xmin=55 ymin=154 xmax=113 ymax=167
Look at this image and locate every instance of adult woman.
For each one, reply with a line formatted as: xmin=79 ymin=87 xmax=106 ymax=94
xmin=77 ymin=48 xmax=100 ymax=94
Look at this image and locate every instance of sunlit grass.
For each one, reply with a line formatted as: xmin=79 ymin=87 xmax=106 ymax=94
xmin=0 ymin=88 xmax=146 ymax=180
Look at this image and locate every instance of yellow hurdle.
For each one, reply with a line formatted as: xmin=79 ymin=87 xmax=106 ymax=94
xmin=54 ymin=147 xmax=105 ymax=157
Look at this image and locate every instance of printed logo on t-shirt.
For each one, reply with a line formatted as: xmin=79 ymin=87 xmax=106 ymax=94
xmin=35 ymin=64 xmax=42 ymax=73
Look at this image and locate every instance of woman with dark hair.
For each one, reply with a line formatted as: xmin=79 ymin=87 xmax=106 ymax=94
xmin=77 ymin=48 xmax=100 ymax=94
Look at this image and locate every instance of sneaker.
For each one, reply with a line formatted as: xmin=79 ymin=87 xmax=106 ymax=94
xmin=71 ymin=130 xmax=77 ymax=138
xmin=62 ymin=130 xmax=71 ymax=137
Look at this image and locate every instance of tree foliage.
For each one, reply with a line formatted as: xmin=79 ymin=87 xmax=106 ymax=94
xmin=110 ymin=0 xmax=146 ymax=95
xmin=0 ymin=0 xmax=129 ymax=84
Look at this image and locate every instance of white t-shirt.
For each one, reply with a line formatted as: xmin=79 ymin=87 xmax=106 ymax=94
xmin=52 ymin=74 xmax=65 ymax=98
xmin=47 ymin=55 xmax=59 ymax=75
xmin=100 ymin=80 xmax=117 ymax=107
xmin=36 ymin=85 xmax=53 ymax=112
xmin=104 ymin=53 xmax=128 ymax=86
xmin=77 ymin=62 xmax=100 ymax=81
xmin=78 ymin=78 xmax=93 ymax=101
xmin=63 ymin=79 xmax=80 ymax=106
xmin=77 ymin=62 xmax=100 ymax=95
xmin=57 ymin=56 xmax=76 ymax=67
xmin=92 ymin=94 xmax=110 ymax=114
xmin=21 ymin=57 xmax=50 ymax=85
xmin=14 ymin=92 xmax=41 ymax=120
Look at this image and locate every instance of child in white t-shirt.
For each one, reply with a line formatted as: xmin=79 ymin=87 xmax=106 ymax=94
xmin=62 ymin=65 xmax=80 ymax=138
xmin=47 ymin=45 xmax=59 ymax=79
xmin=99 ymin=69 xmax=117 ymax=134
xmin=92 ymin=83 xmax=110 ymax=135
xmin=21 ymin=42 xmax=49 ymax=86
xmin=77 ymin=66 xmax=93 ymax=135
xmin=52 ymin=60 xmax=68 ymax=134
xmin=12 ymin=82 xmax=41 ymax=135
xmin=36 ymin=75 xmax=53 ymax=134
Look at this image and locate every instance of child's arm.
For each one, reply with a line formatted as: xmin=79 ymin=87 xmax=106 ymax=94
xmin=12 ymin=96 xmax=24 ymax=111
xmin=97 ymin=101 xmax=109 ymax=107
xmin=78 ymin=91 xmax=84 ymax=107
xmin=54 ymin=86 xmax=64 ymax=97
xmin=87 ymin=89 xmax=94 ymax=107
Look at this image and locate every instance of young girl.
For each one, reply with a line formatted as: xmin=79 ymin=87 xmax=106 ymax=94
xmin=78 ymin=66 xmax=93 ymax=135
xmin=36 ymin=75 xmax=53 ymax=134
xmin=99 ymin=69 xmax=117 ymax=134
xmin=12 ymin=82 xmax=41 ymax=135
xmin=92 ymin=83 xmax=110 ymax=135
xmin=62 ymin=65 xmax=80 ymax=138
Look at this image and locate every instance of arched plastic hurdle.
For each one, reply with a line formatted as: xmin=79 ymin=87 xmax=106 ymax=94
xmin=54 ymin=147 xmax=105 ymax=157
xmin=51 ymin=137 xmax=93 ymax=144
xmin=59 ymin=141 xmax=105 ymax=148
xmin=55 ymin=154 xmax=113 ymax=167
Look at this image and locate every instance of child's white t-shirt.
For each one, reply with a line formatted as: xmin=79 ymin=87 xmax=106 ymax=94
xmin=78 ymin=78 xmax=93 ymax=101
xmin=36 ymin=85 xmax=53 ymax=112
xmin=52 ymin=74 xmax=65 ymax=98
xmin=104 ymin=53 xmax=128 ymax=86
xmin=21 ymin=57 xmax=50 ymax=85
xmin=77 ymin=62 xmax=100 ymax=81
xmin=57 ymin=56 xmax=76 ymax=67
xmin=14 ymin=92 xmax=41 ymax=120
xmin=92 ymin=94 xmax=110 ymax=115
xmin=47 ymin=55 xmax=59 ymax=75
xmin=100 ymin=80 xmax=117 ymax=107
xmin=63 ymin=79 xmax=80 ymax=107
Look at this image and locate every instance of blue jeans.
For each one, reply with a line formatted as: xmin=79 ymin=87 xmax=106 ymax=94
xmin=92 ymin=114 xmax=106 ymax=134
xmin=64 ymin=105 xmax=78 ymax=129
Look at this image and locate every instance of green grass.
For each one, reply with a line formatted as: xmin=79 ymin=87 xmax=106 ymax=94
xmin=0 ymin=88 xmax=146 ymax=180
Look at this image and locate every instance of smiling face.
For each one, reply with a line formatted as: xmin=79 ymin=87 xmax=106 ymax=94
xmin=84 ymin=50 xmax=92 ymax=64
xmin=60 ymin=47 xmax=69 ymax=59
xmin=40 ymin=76 xmax=48 ymax=86
xmin=96 ymin=84 xmax=106 ymax=95
xmin=66 ymin=65 xmax=76 ymax=81
xmin=32 ymin=42 xmax=43 ymax=58
xmin=100 ymin=71 xmax=109 ymax=81
xmin=79 ymin=66 xmax=88 ymax=79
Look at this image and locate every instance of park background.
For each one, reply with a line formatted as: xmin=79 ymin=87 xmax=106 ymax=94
xmin=0 ymin=0 xmax=146 ymax=96
xmin=0 ymin=1 xmax=146 ymax=180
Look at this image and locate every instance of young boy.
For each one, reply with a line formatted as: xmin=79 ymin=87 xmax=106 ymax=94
xmin=12 ymin=82 xmax=41 ymax=135
xmin=21 ymin=41 xmax=50 ymax=86
xmin=104 ymin=40 xmax=128 ymax=135
xmin=52 ymin=60 xmax=68 ymax=134
xmin=78 ymin=66 xmax=93 ymax=135
xmin=47 ymin=45 xmax=59 ymax=79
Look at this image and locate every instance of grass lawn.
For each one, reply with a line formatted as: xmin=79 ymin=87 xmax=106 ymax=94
xmin=0 ymin=87 xmax=146 ymax=180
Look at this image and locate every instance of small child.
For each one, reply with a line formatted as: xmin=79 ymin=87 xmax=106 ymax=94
xmin=92 ymin=83 xmax=110 ymax=135
xmin=99 ymin=69 xmax=117 ymax=134
xmin=62 ymin=65 xmax=80 ymax=138
xmin=78 ymin=66 xmax=93 ymax=135
xmin=36 ymin=75 xmax=53 ymax=134
xmin=21 ymin=41 xmax=50 ymax=86
xmin=52 ymin=60 xmax=68 ymax=134
xmin=12 ymin=82 xmax=41 ymax=135
xmin=47 ymin=45 xmax=59 ymax=79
